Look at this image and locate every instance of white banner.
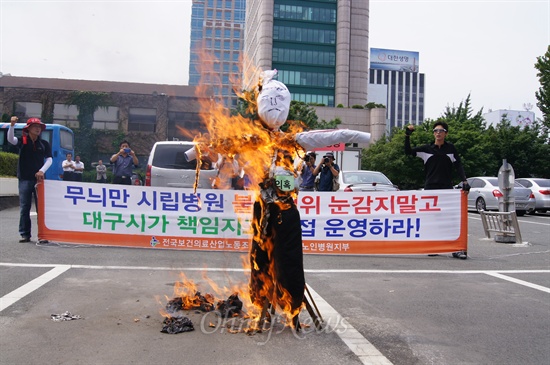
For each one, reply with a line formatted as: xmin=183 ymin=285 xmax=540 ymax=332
xmin=38 ymin=181 xmax=467 ymax=254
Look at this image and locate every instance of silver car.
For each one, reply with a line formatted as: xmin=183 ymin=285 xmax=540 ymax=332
xmin=516 ymin=178 xmax=550 ymax=213
xmin=338 ymin=170 xmax=399 ymax=192
xmin=145 ymin=141 xmax=218 ymax=189
xmin=459 ymin=177 xmax=535 ymax=216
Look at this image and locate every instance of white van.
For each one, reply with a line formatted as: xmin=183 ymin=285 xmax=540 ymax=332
xmin=145 ymin=141 xmax=218 ymax=189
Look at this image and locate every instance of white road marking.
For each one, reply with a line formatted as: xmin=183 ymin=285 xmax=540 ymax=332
xmin=1 ymin=263 xmax=548 ymax=364
xmin=485 ymin=272 xmax=550 ymax=293
xmin=0 ymin=265 xmax=70 ymax=311
xmin=468 ymin=213 xmax=550 ymax=226
xmin=306 ymin=284 xmax=393 ymax=365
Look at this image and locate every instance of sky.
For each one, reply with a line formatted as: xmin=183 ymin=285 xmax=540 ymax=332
xmin=0 ymin=0 xmax=548 ymax=121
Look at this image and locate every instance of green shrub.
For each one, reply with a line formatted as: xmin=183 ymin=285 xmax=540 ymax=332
xmin=336 ymin=104 xmax=344 ymax=108
xmin=0 ymin=152 xmax=18 ymax=176
xmin=351 ymin=104 xmax=364 ymax=109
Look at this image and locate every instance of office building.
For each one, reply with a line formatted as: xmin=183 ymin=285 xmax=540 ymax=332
xmin=189 ymin=0 xmax=246 ymax=107
xmin=244 ymin=0 xmax=368 ymax=108
xmin=368 ymin=48 xmax=425 ymax=131
xmin=243 ymin=0 xmax=384 ymax=142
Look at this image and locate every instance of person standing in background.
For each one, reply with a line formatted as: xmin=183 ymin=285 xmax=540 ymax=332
xmin=96 ymin=159 xmax=107 ymax=183
xmin=73 ymin=155 xmax=84 ymax=182
xmin=405 ymin=121 xmax=470 ymax=259
xmin=62 ymin=153 xmax=75 ymax=181
xmin=110 ymin=140 xmax=139 ymax=185
xmin=299 ymin=151 xmax=317 ymax=191
xmin=7 ymin=116 xmax=52 ymax=243
xmin=313 ymin=152 xmax=339 ymax=191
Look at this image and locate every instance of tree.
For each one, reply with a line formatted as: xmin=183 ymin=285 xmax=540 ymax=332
xmin=534 ymin=45 xmax=550 ymax=128
xmin=66 ymin=91 xmax=112 ymax=166
xmin=363 ymin=94 xmax=550 ymax=189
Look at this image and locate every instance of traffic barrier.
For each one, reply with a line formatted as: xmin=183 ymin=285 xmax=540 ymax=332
xmin=479 ymin=211 xmax=523 ymax=243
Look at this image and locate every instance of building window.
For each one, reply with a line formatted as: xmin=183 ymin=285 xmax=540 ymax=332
xmin=129 ymin=108 xmax=156 ymax=132
xmin=168 ymin=111 xmax=203 ymax=139
xmin=93 ymin=106 xmax=119 ymax=130
xmin=53 ymin=104 xmax=79 ymax=128
xmin=14 ymin=102 xmax=42 ymax=120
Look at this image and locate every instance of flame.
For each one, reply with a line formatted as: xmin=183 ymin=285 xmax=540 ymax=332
xmin=167 ymin=51 xmax=309 ymax=331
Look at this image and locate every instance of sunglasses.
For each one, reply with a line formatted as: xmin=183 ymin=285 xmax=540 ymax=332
xmin=433 ymin=128 xmax=447 ymax=133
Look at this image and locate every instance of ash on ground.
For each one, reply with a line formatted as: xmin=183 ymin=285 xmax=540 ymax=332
xmin=161 ymin=292 xmax=246 ymax=334
xmin=161 ymin=315 xmax=194 ymax=334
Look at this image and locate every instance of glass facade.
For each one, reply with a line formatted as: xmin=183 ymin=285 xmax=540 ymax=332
xmin=369 ymin=68 xmax=425 ymax=129
xmin=272 ymin=0 xmax=337 ymax=106
xmin=188 ymin=0 xmax=245 ymax=107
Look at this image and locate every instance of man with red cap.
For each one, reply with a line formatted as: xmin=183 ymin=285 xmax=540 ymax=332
xmin=7 ymin=116 xmax=52 ymax=243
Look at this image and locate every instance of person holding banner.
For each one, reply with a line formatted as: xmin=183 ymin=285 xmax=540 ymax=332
xmin=7 ymin=116 xmax=52 ymax=243
xmin=405 ymin=121 xmax=470 ymax=259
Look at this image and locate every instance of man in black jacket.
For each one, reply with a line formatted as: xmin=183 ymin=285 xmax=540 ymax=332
xmin=405 ymin=121 xmax=470 ymax=259
xmin=7 ymin=116 xmax=52 ymax=243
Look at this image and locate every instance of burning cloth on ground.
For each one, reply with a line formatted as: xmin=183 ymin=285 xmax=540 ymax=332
xmin=186 ymin=70 xmax=371 ymax=324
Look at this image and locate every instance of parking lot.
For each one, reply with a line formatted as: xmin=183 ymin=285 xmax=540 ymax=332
xmin=1 ymin=205 xmax=549 ymax=365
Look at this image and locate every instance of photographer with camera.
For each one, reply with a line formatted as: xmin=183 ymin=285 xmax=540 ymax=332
xmin=313 ymin=152 xmax=339 ymax=192
xmin=110 ymin=140 xmax=139 ymax=185
xmin=299 ymin=151 xmax=317 ymax=191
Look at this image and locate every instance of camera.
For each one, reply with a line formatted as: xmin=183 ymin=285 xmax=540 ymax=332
xmin=304 ymin=155 xmax=310 ymax=163
xmin=324 ymin=157 xmax=330 ymax=164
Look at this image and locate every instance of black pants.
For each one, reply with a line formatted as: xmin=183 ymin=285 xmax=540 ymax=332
xmin=63 ymin=171 xmax=74 ymax=181
xmin=249 ymin=200 xmax=305 ymax=314
xmin=113 ymin=176 xmax=131 ymax=185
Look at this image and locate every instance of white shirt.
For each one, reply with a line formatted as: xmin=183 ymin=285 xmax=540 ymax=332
xmin=62 ymin=159 xmax=75 ymax=172
xmin=74 ymin=161 xmax=84 ymax=174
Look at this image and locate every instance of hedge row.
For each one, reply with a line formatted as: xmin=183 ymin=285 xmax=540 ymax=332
xmin=0 ymin=152 xmax=18 ymax=176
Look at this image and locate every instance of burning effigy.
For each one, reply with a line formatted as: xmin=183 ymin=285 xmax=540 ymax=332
xmin=181 ymin=69 xmax=371 ymax=330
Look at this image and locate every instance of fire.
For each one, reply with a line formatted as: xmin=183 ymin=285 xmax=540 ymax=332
xmin=166 ymin=52 xmax=311 ymax=332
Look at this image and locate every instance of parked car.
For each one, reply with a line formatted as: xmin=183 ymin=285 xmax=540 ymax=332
xmin=456 ymin=177 xmax=535 ymax=216
xmin=145 ymin=141 xmax=218 ymax=189
xmin=338 ymin=170 xmax=399 ymax=192
xmin=516 ymin=178 xmax=550 ymax=213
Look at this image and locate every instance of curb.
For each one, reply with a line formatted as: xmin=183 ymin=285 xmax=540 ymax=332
xmin=0 ymin=196 xmax=19 ymax=211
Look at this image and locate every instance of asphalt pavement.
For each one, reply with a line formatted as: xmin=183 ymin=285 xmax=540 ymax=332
xmin=0 ymin=204 xmax=549 ymax=365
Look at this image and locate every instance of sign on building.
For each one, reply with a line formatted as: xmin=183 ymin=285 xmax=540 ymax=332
xmin=370 ymin=48 xmax=419 ymax=72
